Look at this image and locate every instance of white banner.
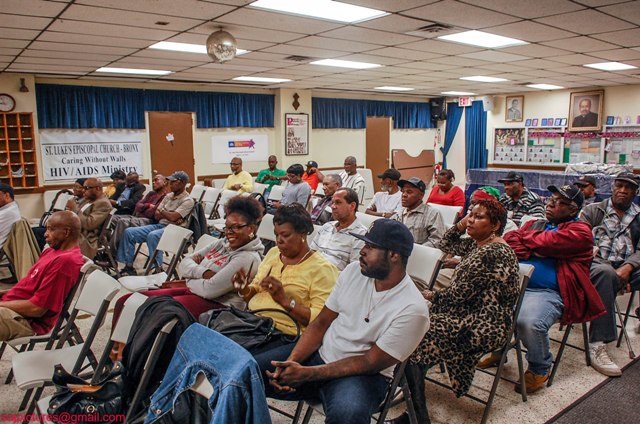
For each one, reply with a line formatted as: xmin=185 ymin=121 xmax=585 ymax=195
xmin=211 ymin=134 xmax=269 ymax=164
xmin=40 ymin=130 xmax=144 ymax=182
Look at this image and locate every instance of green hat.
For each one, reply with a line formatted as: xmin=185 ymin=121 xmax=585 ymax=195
xmin=477 ymin=186 xmax=501 ymax=199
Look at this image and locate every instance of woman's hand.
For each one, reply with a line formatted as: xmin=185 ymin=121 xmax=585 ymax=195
xmin=260 ymin=276 xmax=287 ymax=306
xmin=456 ymin=214 xmax=469 ymax=231
xmin=442 ymin=255 xmax=460 ymax=269
xmin=232 ymin=268 xmax=250 ymax=292
xmin=192 ymin=253 xmax=204 ymax=264
xmin=422 ymin=290 xmax=435 ymax=302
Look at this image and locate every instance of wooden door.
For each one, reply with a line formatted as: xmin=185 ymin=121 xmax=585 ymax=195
xmin=365 ymin=117 xmax=391 ymax=192
xmin=148 ymin=112 xmax=195 ymax=183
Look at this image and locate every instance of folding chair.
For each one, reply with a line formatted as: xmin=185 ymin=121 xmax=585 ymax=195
xmin=201 ymin=187 xmax=222 ymax=220
xmin=617 ymin=289 xmax=639 ymax=350
xmin=269 ymin=185 xmax=285 ymax=203
xmin=189 ymin=184 xmax=206 ymax=202
xmin=257 ymin=213 xmax=276 ymax=243
xmin=0 ymin=242 xmax=17 ymax=281
xmin=94 ymin=208 xmax=119 ymax=276
xmin=211 ymin=189 xmax=239 ymax=221
xmin=252 ymin=182 xmax=268 ymax=196
xmin=406 ymin=244 xmax=446 ymax=291
xmin=426 ymin=203 xmax=462 ymax=227
xmin=295 ymin=359 xmax=418 ymax=424
xmin=12 ymin=270 xmax=121 ymax=414
xmin=355 ymin=211 xmax=381 ymax=229
xmin=38 ymin=190 xmax=73 ymax=227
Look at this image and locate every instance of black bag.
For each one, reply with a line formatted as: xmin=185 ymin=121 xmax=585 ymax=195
xmin=199 ymin=306 xmax=300 ymax=351
xmin=48 ymin=362 xmax=126 ymax=419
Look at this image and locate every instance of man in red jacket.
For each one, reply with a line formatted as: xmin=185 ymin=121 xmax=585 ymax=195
xmin=480 ymin=184 xmax=605 ymax=394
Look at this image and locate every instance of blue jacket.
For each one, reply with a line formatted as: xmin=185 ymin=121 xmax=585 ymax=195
xmin=144 ymin=323 xmax=272 ymax=424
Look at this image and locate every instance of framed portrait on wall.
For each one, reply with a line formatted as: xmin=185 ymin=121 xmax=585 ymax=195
xmin=285 ymin=113 xmax=309 ymax=156
xmin=568 ymin=90 xmax=604 ymax=132
xmin=505 ymin=95 xmax=524 ymax=122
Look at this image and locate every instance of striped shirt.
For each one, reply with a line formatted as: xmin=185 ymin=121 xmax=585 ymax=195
xmin=310 ymin=219 xmax=367 ymax=271
xmin=338 ymin=171 xmax=366 ymax=203
xmin=499 ymin=188 xmax=545 ymax=224
xmin=396 ymin=203 xmax=445 ymax=247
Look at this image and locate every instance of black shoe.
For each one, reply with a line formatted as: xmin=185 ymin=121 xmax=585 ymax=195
xmin=121 ymin=266 xmax=137 ymax=276
xmin=384 ymin=413 xmax=409 ymax=424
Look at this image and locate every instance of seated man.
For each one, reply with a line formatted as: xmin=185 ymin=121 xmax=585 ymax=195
xmin=268 ymin=164 xmax=312 ymax=213
xmin=67 ymin=177 xmax=113 ymax=259
xmin=580 ymin=172 xmax=640 ymax=376
xmin=223 ymin=157 xmax=253 ymax=193
xmin=110 ymin=171 xmax=145 ymax=215
xmin=491 ymin=185 xmax=606 ymax=393
xmin=104 ymin=170 xmax=125 ymax=199
xmin=366 ymin=168 xmax=402 ymax=219
xmin=302 ymin=160 xmax=324 ymax=194
xmin=255 ymin=155 xmax=286 ymax=199
xmin=259 ymin=220 xmax=429 ymax=424
xmin=310 ymin=188 xmax=367 ymax=271
xmin=396 ymin=177 xmax=445 ymax=247
xmin=498 ymin=171 xmax=545 ymax=225
xmin=310 ymin=174 xmax=341 ymax=226
xmin=574 ymin=175 xmax=597 ymax=206
xmin=338 ymin=156 xmax=366 ymax=203
xmin=117 ymin=171 xmax=195 ymax=276
xmin=0 ymin=211 xmax=84 ymax=341
xmin=0 ymin=183 xmax=21 ymax=248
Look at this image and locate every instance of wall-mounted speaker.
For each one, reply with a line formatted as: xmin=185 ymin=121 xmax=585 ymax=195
xmin=430 ymin=97 xmax=446 ymax=121
xmin=481 ymin=96 xmax=495 ymax=112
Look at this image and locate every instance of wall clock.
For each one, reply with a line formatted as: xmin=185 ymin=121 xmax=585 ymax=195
xmin=0 ymin=94 xmax=16 ymax=112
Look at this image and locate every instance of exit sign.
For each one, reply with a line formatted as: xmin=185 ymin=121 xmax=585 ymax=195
xmin=458 ymin=97 xmax=472 ymax=107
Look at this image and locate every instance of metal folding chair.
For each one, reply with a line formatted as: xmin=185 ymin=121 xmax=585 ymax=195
xmin=406 ymin=244 xmax=446 ymax=291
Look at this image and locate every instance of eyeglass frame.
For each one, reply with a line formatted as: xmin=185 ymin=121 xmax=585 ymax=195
xmin=223 ymin=223 xmax=250 ymax=233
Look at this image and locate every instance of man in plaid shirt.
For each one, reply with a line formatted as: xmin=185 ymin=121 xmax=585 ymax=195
xmin=498 ymin=171 xmax=545 ymax=225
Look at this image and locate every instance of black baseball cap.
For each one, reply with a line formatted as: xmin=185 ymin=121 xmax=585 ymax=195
xmin=548 ymin=184 xmax=584 ymax=208
xmin=306 ymin=160 xmax=318 ymax=168
xmin=350 ymin=219 xmax=414 ymax=258
xmin=398 ymin=177 xmax=426 ymax=193
xmin=167 ymin=171 xmax=190 ymax=183
xmin=614 ymin=172 xmax=640 ymax=188
xmin=574 ymin=176 xmax=597 ymax=188
xmin=498 ymin=171 xmax=524 ymax=183
xmin=377 ymin=168 xmax=401 ymax=181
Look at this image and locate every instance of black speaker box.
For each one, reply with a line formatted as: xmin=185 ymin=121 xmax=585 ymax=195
xmin=430 ymin=97 xmax=446 ymax=121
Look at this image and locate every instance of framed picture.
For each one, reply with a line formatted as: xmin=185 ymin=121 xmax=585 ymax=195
xmin=568 ymin=90 xmax=604 ymax=132
xmin=606 ymin=115 xmax=615 ymax=125
xmin=525 ymin=119 xmax=532 ymax=127
xmin=560 ymin=118 xmax=567 ymax=126
xmin=554 ymin=118 xmax=562 ymax=126
xmin=542 ymin=118 xmax=548 ymax=126
xmin=532 ymin=118 xmax=539 ymax=126
xmin=505 ymin=95 xmax=524 ymax=122
xmin=285 ymin=113 xmax=309 ymax=156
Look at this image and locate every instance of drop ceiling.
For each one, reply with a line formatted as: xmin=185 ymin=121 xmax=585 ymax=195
xmin=2 ymin=0 xmax=640 ymax=97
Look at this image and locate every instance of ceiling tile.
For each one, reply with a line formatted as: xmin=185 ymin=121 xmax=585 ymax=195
xmin=22 ymin=49 xmax=121 ymax=62
xmin=37 ymin=31 xmax=153 ymax=48
xmin=0 ymin=14 xmax=53 ymax=30
xmin=535 ymin=9 xmax=635 ymax=34
xmin=330 ymin=53 xmax=410 ymax=66
xmin=0 ymin=39 xmax=30 ymax=49
xmin=460 ymin=51 xmax=530 ymax=62
xmin=406 ymin=0 xmax=521 ymax=29
xmin=511 ymin=58 xmax=569 ymax=69
xmin=0 ymin=28 xmax=42 ymax=41
xmin=401 ymin=39 xmax=482 ymax=55
xmin=501 ymin=43 xmax=571 ymax=58
xmin=553 ymin=65 xmax=602 ymax=75
xmin=363 ymin=47 xmax=443 ymax=61
xmin=190 ymin=23 xmax=304 ymax=44
xmin=76 ymin=0 xmax=235 ymax=20
xmin=9 ymin=63 xmax=94 ymax=72
xmin=0 ymin=48 xmax=24 ymax=56
xmin=430 ymin=56 xmax=490 ymax=67
xmin=541 ymin=36 xmax=619 ymax=52
xmin=549 ymin=54 xmax=604 ymax=65
xmin=598 ymin=2 xmax=640 ymax=25
xmin=591 ymin=29 xmax=640 ymax=48
xmin=216 ymin=8 xmax=342 ymax=35
xmin=47 ymin=19 xmax=177 ymax=40
xmin=29 ymin=41 xmax=137 ymax=56
xmin=462 ymin=0 xmax=585 ymax=19
xmin=588 ymin=48 xmax=640 ymax=61
xmin=289 ymin=36 xmax=379 ymax=53
xmin=14 ymin=56 xmax=108 ymax=67
xmin=3 ymin=0 xmax=68 ymax=17
xmin=355 ymin=13 xmax=434 ymax=33
xmin=261 ymin=44 xmax=347 ymax=60
xmin=474 ymin=63 xmax=531 ymax=72
xmin=484 ymin=21 xmax=577 ymax=43
xmin=320 ymin=26 xmax=422 ymax=46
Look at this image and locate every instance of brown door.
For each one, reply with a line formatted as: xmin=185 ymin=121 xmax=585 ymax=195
xmin=365 ymin=117 xmax=391 ymax=192
xmin=148 ymin=112 xmax=195 ymax=183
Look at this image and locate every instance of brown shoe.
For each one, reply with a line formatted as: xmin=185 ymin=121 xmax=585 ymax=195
xmin=514 ymin=370 xmax=549 ymax=394
xmin=476 ymin=352 xmax=502 ymax=369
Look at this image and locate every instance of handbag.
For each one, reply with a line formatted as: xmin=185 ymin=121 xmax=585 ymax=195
xmin=199 ymin=306 xmax=300 ymax=351
xmin=48 ymin=362 xmax=126 ymax=419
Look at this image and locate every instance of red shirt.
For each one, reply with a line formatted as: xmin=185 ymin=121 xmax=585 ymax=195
xmin=427 ymin=185 xmax=466 ymax=213
xmin=303 ymin=172 xmax=319 ymax=193
xmin=2 ymin=246 xmax=84 ymax=334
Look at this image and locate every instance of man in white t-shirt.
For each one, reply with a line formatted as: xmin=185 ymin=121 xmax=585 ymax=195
xmin=338 ymin=156 xmax=366 ymax=203
xmin=0 ymin=183 xmax=21 ymax=248
xmin=264 ymin=219 xmax=430 ymax=424
xmin=366 ymin=168 xmax=402 ymax=219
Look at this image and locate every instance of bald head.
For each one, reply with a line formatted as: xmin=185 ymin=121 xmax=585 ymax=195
xmin=84 ymin=178 xmax=104 ymax=200
xmin=230 ymin=157 xmax=243 ymax=174
xmin=45 ymin=211 xmax=81 ymax=250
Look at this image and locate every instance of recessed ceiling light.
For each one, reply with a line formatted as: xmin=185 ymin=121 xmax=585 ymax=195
xmin=460 ymin=76 xmax=508 ymax=83
xmin=233 ymin=76 xmax=292 ymax=83
xmin=527 ymin=83 xmax=564 ymax=90
xmin=374 ymin=86 xmax=414 ymax=92
xmin=149 ymin=41 xmax=249 ymax=56
xmin=438 ymin=30 xmax=528 ymax=48
xmin=310 ymin=59 xmax=381 ymax=69
xmin=250 ymin=0 xmax=388 ymax=23
xmin=95 ymin=67 xmax=173 ymax=76
xmin=584 ymin=61 xmax=637 ymax=71
xmin=441 ymin=91 xmax=476 ymax=96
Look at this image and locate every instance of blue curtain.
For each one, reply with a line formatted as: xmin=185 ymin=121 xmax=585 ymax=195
xmin=36 ymin=84 xmax=145 ymax=129
xmin=312 ymin=97 xmax=432 ymax=129
xmin=36 ymin=84 xmax=274 ymax=129
xmin=442 ymin=102 xmax=463 ymax=169
xmin=465 ymin=100 xmax=487 ymax=170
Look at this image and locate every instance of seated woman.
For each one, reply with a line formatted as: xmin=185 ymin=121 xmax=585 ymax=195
xmin=112 ymin=195 xmax=264 ymax=325
xmin=387 ymin=199 xmax=520 ymax=424
xmin=426 ymin=169 xmax=466 ymax=213
xmin=232 ymin=203 xmax=339 ymax=362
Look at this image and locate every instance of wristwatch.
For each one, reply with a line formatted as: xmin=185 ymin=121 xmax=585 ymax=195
xmin=287 ymin=298 xmax=296 ymax=312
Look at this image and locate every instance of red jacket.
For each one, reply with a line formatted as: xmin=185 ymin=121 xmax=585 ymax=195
xmin=504 ymin=219 xmax=606 ymax=324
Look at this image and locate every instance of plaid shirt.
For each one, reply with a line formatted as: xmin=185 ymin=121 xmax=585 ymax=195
xmin=499 ymin=187 xmax=545 ymax=224
xmin=593 ymin=201 xmax=640 ymax=266
xmin=395 ymin=203 xmax=445 ymax=247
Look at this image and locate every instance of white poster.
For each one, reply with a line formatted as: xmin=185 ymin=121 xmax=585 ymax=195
xmin=211 ymin=134 xmax=269 ymax=164
xmin=40 ymin=130 xmax=144 ymax=182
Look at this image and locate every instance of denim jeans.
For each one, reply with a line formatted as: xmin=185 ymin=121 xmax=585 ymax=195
xmin=517 ymin=288 xmax=564 ymax=376
xmin=116 ymin=223 xmax=166 ymax=266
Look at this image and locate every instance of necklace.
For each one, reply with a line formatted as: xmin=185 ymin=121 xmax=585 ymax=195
xmin=280 ymin=249 xmax=313 ymax=268
xmin=364 ymin=283 xmax=391 ymax=323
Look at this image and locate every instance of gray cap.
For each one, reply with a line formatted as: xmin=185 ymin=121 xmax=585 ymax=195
xmin=167 ymin=171 xmax=189 ymax=183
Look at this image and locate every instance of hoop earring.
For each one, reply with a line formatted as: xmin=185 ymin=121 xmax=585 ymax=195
xmin=249 ymin=232 xmax=255 ymax=238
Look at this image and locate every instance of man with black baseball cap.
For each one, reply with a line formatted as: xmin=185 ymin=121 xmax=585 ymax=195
xmin=488 ymin=185 xmax=606 ymax=393
xmin=498 ymin=171 xmax=545 ymax=225
xmin=580 ymin=172 xmax=640 ymax=377
xmin=262 ymin=219 xmax=429 ymax=424
xmin=302 ymin=160 xmax=324 ymax=194
xmin=365 ymin=168 xmax=402 ymax=218
xmin=574 ymin=175 xmax=597 ymax=205
xmin=395 ymin=177 xmax=445 ymax=247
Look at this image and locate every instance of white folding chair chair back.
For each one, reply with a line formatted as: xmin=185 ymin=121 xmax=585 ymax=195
xmin=52 ymin=192 xmax=73 ymax=211
xmin=269 ymin=185 xmax=285 ymax=202
xmin=257 ymin=213 xmax=275 ymax=242
xmin=194 ymin=234 xmax=216 ymax=252
xmin=156 ymin=224 xmax=194 ymax=256
xmin=201 ymin=187 xmax=222 ymax=216
xmin=426 ymin=203 xmax=462 ymax=227
xmin=358 ymin=168 xmax=374 ymax=205
xmin=252 ymin=182 xmax=268 ymax=196
xmin=73 ymin=268 xmax=123 ymax=315
xmin=111 ymin=292 xmax=148 ymax=343
xmin=355 ymin=211 xmax=381 ymax=229
xmin=189 ymin=184 xmax=206 ymax=202
xmin=216 ymin=189 xmax=240 ymax=219
xmin=407 ymin=244 xmax=446 ymax=290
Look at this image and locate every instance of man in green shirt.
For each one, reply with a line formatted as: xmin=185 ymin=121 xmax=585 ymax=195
xmin=256 ymin=155 xmax=286 ymax=199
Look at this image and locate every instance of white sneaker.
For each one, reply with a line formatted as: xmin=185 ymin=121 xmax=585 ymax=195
xmin=589 ymin=344 xmax=622 ymax=377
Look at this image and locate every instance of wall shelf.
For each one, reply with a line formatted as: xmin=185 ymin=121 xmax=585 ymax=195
xmin=0 ymin=113 xmax=39 ymax=189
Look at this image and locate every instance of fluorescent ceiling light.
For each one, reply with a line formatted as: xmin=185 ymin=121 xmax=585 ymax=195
xmin=527 ymin=83 xmax=564 ymax=90
xmin=441 ymin=91 xmax=476 ymax=96
xmin=233 ymin=76 xmax=291 ymax=83
xmin=584 ymin=61 xmax=637 ymax=71
xmin=439 ymin=30 xmax=528 ymax=48
xmin=310 ymin=59 xmax=381 ymax=69
xmin=460 ymin=76 xmax=508 ymax=83
xmin=374 ymin=86 xmax=414 ymax=92
xmin=148 ymin=41 xmax=249 ymax=56
xmin=95 ymin=67 xmax=172 ymax=76
xmin=250 ymin=0 xmax=388 ymax=23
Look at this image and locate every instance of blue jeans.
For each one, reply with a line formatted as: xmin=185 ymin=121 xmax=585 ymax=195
xmin=116 ymin=223 xmax=166 ymax=266
xmin=517 ymin=288 xmax=564 ymax=376
xmin=260 ymin=350 xmax=389 ymax=424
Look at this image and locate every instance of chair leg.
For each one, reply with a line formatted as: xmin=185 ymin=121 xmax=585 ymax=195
xmin=4 ymin=344 xmax=26 ymax=384
xmin=514 ymin=339 xmax=527 ymax=402
xmin=617 ymin=291 xmax=636 ymax=348
xmin=401 ymin=378 xmax=419 ymax=424
xmin=0 ymin=341 xmax=6 ymax=359
xmin=614 ymin=301 xmax=636 ymax=359
xmin=581 ymin=323 xmax=591 ymax=366
xmin=291 ymin=401 xmax=305 ymax=424
xmin=548 ymin=325 xmax=572 ymax=387
xmin=481 ymin=348 xmax=509 ymax=424
xmin=301 ymin=404 xmax=314 ymax=424
xmin=18 ymin=387 xmax=33 ymax=411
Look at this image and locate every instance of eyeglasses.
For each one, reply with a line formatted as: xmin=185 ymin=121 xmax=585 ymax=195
xmin=224 ymin=224 xmax=249 ymax=233
xmin=230 ymin=162 xmax=241 ymax=166
xmin=83 ymin=186 xmax=100 ymax=190
xmin=546 ymin=197 xmax=574 ymax=207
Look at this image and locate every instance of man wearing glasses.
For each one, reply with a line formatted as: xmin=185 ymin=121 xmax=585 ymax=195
xmin=223 ymin=157 xmax=253 ymax=193
xmin=482 ymin=185 xmax=606 ymax=394
xmin=574 ymin=175 xmax=597 ymax=206
xmin=66 ymin=177 xmax=112 ymax=259
xmin=580 ymin=173 xmax=640 ymax=377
